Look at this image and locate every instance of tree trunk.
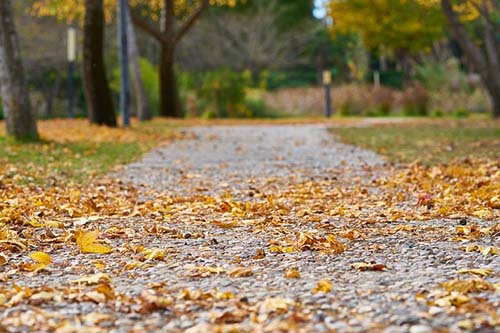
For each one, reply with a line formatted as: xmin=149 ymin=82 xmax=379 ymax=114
xmin=159 ymin=44 xmax=181 ymax=117
xmin=441 ymin=0 xmax=500 ymax=118
xmin=0 ymin=0 xmax=38 ymax=139
xmin=126 ymin=7 xmax=151 ymax=121
xmin=83 ymin=0 xmax=116 ymax=126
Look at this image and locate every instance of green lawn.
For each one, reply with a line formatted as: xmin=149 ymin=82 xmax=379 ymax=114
xmin=331 ymin=119 xmax=500 ymax=165
xmin=0 ymin=119 xmax=180 ymax=186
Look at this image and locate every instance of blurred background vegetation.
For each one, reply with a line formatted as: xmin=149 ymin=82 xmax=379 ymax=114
xmin=1 ymin=0 xmax=497 ymax=122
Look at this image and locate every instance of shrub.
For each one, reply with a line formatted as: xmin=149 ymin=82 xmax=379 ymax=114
xmin=110 ymin=58 xmax=160 ymax=116
xmin=453 ymin=108 xmax=470 ymax=118
xmin=400 ymin=84 xmax=429 ymax=116
xmin=430 ymin=109 xmax=444 ymax=117
xmin=138 ymin=58 xmax=160 ymax=115
xmin=196 ymin=68 xmax=248 ymax=118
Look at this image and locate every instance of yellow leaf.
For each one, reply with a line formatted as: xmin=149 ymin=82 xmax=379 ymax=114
xmin=25 ymin=252 xmax=51 ymax=273
xmin=458 ymin=268 xmax=494 ymax=277
xmin=228 ymin=266 xmax=253 ymax=278
xmin=260 ymin=297 xmax=292 ymax=313
xmin=71 ymin=273 xmax=111 ymax=285
xmin=312 ymin=279 xmax=333 ymax=294
xmin=284 ymin=268 xmax=301 ymax=279
xmin=75 ymin=229 xmax=112 ymax=254
xmin=212 ymin=220 xmax=239 ymax=228
xmin=143 ymin=248 xmax=165 ymax=260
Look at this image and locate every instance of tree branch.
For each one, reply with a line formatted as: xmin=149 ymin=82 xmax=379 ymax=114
xmin=173 ymin=0 xmax=209 ymax=45
xmin=441 ymin=0 xmax=487 ymax=74
xmin=130 ymin=11 xmax=166 ymax=44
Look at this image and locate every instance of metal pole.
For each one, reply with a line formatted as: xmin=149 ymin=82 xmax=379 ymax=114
xmin=118 ymin=0 xmax=131 ymax=127
xmin=322 ymin=70 xmax=332 ymax=117
xmin=67 ymin=61 xmax=74 ymax=118
xmin=325 ymin=83 xmax=331 ymax=118
xmin=67 ymin=27 xmax=76 ymax=118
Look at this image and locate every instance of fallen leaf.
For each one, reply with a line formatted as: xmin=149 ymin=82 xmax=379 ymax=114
xmin=284 ymin=268 xmax=301 ymax=279
xmin=228 ymin=267 xmax=253 ymax=278
xmin=75 ymin=229 xmax=112 ymax=254
xmin=312 ymin=279 xmax=333 ymax=294
xmin=71 ymin=273 xmax=111 ymax=285
xmin=25 ymin=252 xmax=51 ymax=273
xmin=352 ymin=262 xmax=387 ymax=271
xmin=458 ymin=268 xmax=494 ymax=277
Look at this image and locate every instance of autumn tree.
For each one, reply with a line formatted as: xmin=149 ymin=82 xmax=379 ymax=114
xmin=0 ymin=0 xmax=39 ymax=139
xmin=439 ymin=0 xmax=500 ymax=117
xmin=328 ymin=0 xmax=445 ymax=74
xmin=130 ymin=0 xmax=210 ymax=117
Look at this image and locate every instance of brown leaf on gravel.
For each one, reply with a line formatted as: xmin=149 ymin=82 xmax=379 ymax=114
xmin=284 ymin=268 xmax=301 ymax=279
xmin=352 ymin=262 xmax=388 ymax=271
xmin=228 ymin=267 xmax=253 ymax=278
xmin=439 ymin=279 xmax=495 ymax=294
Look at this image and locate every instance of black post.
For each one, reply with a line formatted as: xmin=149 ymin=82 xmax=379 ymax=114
xmin=118 ymin=0 xmax=131 ymax=126
xmin=67 ymin=61 xmax=75 ymax=118
xmin=325 ymin=83 xmax=331 ymax=117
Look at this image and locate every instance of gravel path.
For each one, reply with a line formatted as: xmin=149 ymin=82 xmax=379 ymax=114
xmin=6 ymin=125 xmax=498 ymax=333
xmin=114 ymin=125 xmax=500 ymax=332
xmin=119 ymin=125 xmax=383 ymax=197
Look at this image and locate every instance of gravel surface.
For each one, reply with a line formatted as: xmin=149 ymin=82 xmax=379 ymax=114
xmin=5 ymin=125 xmax=498 ymax=333
xmin=114 ymin=125 xmax=500 ymax=332
xmin=117 ymin=125 xmax=384 ymax=197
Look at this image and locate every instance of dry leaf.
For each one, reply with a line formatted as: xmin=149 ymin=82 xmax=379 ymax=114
xmin=312 ymin=279 xmax=333 ymax=294
xmin=75 ymin=229 xmax=112 ymax=254
xmin=352 ymin=262 xmax=387 ymax=271
xmin=284 ymin=268 xmax=301 ymax=279
xmin=458 ymin=268 xmax=494 ymax=277
xmin=71 ymin=273 xmax=111 ymax=285
xmin=25 ymin=252 xmax=51 ymax=273
xmin=228 ymin=267 xmax=253 ymax=278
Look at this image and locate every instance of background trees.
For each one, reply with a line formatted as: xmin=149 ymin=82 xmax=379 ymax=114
xmin=439 ymin=0 xmax=500 ymax=117
xmin=0 ymin=0 xmax=38 ymax=139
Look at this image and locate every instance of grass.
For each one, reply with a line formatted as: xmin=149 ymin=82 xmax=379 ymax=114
xmin=331 ymin=119 xmax=500 ymax=165
xmin=0 ymin=118 xmax=181 ymax=186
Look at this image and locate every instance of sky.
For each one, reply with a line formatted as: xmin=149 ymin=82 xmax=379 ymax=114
xmin=313 ymin=0 xmax=327 ymax=19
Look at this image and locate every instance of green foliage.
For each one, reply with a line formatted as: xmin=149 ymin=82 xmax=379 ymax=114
xmin=379 ymin=70 xmax=405 ymax=89
xmin=414 ymin=59 xmax=469 ymax=93
xmin=431 ymin=109 xmax=445 ymax=118
xmin=110 ymin=58 xmax=160 ymax=116
xmin=453 ymin=108 xmax=470 ymax=118
xmin=196 ymin=68 xmax=249 ymax=118
xmin=264 ymin=69 xmax=318 ymax=90
xmin=244 ymin=98 xmax=285 ymax=118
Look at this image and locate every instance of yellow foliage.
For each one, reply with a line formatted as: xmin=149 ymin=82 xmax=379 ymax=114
xmin=75 ymin=229 xmax=112 ymax=254
xmin=31 ymin=0 xmax=240 ymax=24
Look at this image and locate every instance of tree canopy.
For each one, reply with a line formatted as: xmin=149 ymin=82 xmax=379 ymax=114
xmin=328 ymin=0 xmax=446 ymax=54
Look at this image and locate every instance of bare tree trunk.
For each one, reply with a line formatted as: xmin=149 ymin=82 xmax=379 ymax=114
xmin=131 ymin=0 xmax=208 ymax=118
xmin=160 ymin=45 xmax=180 ymax=117
xmin=126 ymin=7 xmax=151 ymax=121
xmin=441 ymin=0 xmax=500 ymax=117
xmin=83 ymin=0 xmax=116 ymax=126
xmin=0 ymin=0 xmax=38 ymax=139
